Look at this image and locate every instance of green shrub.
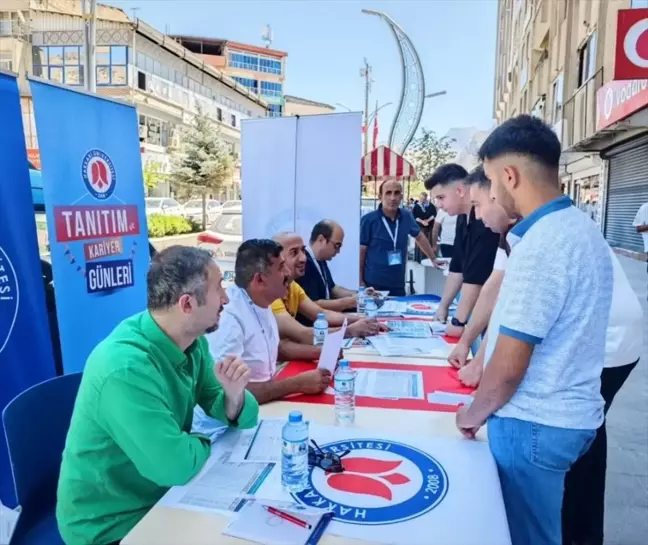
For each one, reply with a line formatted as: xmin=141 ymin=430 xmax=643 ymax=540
xmin=147 ymin=214 xmax=200 ymax=238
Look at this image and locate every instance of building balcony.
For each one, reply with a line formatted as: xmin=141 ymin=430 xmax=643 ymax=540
xmin=561 ymin=68 xmax=604 ymax=151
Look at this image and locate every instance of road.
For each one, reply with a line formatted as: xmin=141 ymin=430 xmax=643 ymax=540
xmin=605 ymin=255 xmax=648 ymax=545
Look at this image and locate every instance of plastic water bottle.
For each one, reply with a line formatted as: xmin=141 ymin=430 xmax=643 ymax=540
xmin=281 ymin=411 xmax=309 ymax=492
xmin=335 ymin=360 xmax=356 ymax=425
xmin=357 ymin=287 xmax=367 ymax=315
xmin=365 ymin=297 xmax=378 ymax=318
xmin=313 ymin=313 xmax=328 ymax=345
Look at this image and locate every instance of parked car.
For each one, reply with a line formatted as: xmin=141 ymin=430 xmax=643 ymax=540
xmin=182 ymin=199 xmax=222 ymax=224
xmin=361 ymin=197 xmax=378 ymax=216
xmin=145 ymin=197 xmax=182 ymax=216
xmin=197 ymin=206 xmax=242 ymax=288
xmin=222 ymin=199 xmax=242 ymax=211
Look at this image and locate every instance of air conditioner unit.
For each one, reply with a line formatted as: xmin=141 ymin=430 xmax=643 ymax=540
xmin=138 ymin=125 xmax=147 ymax=139
xmin=169 ymin=133 xmax=181 ymax=149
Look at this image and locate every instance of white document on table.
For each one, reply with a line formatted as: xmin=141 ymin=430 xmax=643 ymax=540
xmin=354 ymin=368 xmax=425 ymax=399
xmin=376 ymin=300 xmax=407 ymax=316
xmin=368 ymin=334 xmax=448 ymax=357
xmin=428 ymin=391 xmax=474 ymax=406
xmin=158 ymin=450 xmax=276 ymax=515
xmin=229 ymin=419 xmax=284 ymax=464
xmin=317 ymin=318 xmax=346 ymax=373
xmin=430 ymin=321 xmax=447 ymax=334
xmin=386 ymin=320 xmax=433 ymax=338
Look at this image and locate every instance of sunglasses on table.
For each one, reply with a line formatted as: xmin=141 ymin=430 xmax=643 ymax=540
xmin=308 ymin=439 xmax=350 ymax=474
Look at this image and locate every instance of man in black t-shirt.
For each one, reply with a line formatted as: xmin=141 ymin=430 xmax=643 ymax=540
xmin=412 ymin=191 xmax=437 ymax=262
xmin=296 ymin=220 xmax=358 ymax=325
xmin=425 ymin=164 xmax=499 ymax=328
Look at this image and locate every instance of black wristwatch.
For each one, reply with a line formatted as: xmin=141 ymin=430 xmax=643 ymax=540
xmin=451 ymin=317 xmax=467 ymax=327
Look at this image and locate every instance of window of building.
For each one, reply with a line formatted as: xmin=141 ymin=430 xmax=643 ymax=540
xmin=260 ymin=81 xmax=282 ymax=98
xmin=94 ymin=45 xmax=127 ymax=86
xmin=233 ymin=76 xmax=259 ymax=93
xmin=139 ymin=114 xmax=170 ymax=147
xmin=217 ymin=108 xmax=223 ymax=122
xmin=268 ymin=104 xmax=282 ymax=117
xmin=577 ymin=32 xmax=597 ymax=87
xmin=259 ymin=57 xmax=282 ymax=75
xmin=551 ymin=73 xmax=564 ymax=125
xmin=32 ymin=45 xmax=84 ymax=86
xmin=0 ymin=50 xmax=12 ymax=71
xmin=231 ymin=114 xmax=236 ymax=128
xmin=229 ymin=52 xmax=259 ymax=71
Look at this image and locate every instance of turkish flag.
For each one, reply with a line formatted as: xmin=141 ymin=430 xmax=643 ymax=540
xmin=615 ymin=8 xmax=648 ymax=80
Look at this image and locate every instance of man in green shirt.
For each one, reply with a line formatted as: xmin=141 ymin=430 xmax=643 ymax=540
xmin=56 ymin=246 xmax=259 ymax=545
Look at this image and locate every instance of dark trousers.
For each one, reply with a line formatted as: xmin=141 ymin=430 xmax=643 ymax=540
xmin=562 ymin=360 xmax=638 ymax=545
xmin=440 ymin=244 xmax=454 ymax=258
xmin=415 ymin=224 xmax=434 ymax=262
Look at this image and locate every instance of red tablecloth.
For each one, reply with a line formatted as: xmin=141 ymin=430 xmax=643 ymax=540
xmin=277 ymin=360 xmax=475 ymax=413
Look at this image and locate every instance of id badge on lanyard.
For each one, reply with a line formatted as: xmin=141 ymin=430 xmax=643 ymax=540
xmin=382 ymin=217 xmax=403 ymax=266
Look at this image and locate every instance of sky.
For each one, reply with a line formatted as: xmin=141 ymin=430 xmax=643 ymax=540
xmin=105 ymin=0 xmax=498 ymax=139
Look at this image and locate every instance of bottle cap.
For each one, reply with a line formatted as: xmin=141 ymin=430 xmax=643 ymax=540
xmin=317 ymin=313 xmax=326 ymax=319
xmin=338 ymin=359 xmax=350 ymax=368
xmin=288 ymin=411 xmax=303 ymax=423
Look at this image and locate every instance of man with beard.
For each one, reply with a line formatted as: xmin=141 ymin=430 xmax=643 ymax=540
xmin=193 ymin=240 xmax=332 ymax=439
xmin=272 ymin=232 xmax=385 ymax=362
xmin=57 ymin=246 xmax=259 ymax=545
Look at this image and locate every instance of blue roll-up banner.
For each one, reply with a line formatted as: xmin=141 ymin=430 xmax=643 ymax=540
xmin=0 ymin=73 xmax=56 ymax=507
xmin=31 ymin=80 xmax=149 ymax=375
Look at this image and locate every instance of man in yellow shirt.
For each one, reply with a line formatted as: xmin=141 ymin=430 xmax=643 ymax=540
xmin=271 ymin=232 xmax=385 ymax=362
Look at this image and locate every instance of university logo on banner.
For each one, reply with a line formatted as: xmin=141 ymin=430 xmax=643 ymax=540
xmin=31 ymin=80 xmax=149 ymax=373
xmin=615 ymin=8 xmax=648 ymax=80
xmin=292 ymin=439 xmax=448 ymax=524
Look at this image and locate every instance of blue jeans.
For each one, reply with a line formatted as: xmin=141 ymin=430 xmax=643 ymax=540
xmin=488 ymin=416 xmax=595 ymax=545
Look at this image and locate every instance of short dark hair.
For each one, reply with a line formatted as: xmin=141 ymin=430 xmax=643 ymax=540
xmin=424 ymin=163 xmax=468 ymax=190
xmin=235 ymin=239 xmax=283 ymax=288
xmin=310 ymin=220 xmax=334 ymax=244
xmin=147 ymin=246 xmax=214 ymax=310
xmin=465 ymin=164 xmax=490 ymax=189
xmin=478 ymin=114 xmax=561 ymax=169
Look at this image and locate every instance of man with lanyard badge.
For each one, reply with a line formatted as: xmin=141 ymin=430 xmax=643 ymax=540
xmin=297 ymin=220 xmax=359 ymax=323
xmin=360 ymin=179 xmax=437 ymax=296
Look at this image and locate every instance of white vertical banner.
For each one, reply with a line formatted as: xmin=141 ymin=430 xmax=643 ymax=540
xmin=294 ymin=113 xmax=361 ymax=289
xmin=241 ymin=116 xmax=298 ymax=239
xmin=241 ymin=113 xmax=362 ymax=289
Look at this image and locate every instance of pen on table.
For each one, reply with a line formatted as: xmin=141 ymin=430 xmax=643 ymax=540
xmin=264 ymin=505 xmax=313 ymax=529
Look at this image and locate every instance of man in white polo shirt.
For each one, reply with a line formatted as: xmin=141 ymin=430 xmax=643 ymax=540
xmin=193 ymin=239 xmax=331 ymax=439
xmin=454 ymin=169 xmax=643 ymax=545
xmin=456 ymin=115 xmax=614 ymax=545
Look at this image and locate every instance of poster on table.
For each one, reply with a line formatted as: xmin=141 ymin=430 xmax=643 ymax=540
xmin=0 ymin=72 xmax=56 ymax=506
xmin=160 ymin=422 xmax=511 ymax=545
xmin=31 ymin=80 xmax=149 ymax=374
xmin=241 ymin=113 xmax=362 ymax=290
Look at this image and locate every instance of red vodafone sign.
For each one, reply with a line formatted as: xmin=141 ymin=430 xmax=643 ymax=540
xmin=596 ymin=79 xmax=648 ymax=130
xmin=615 ymin=9 xmax=648 ymax=80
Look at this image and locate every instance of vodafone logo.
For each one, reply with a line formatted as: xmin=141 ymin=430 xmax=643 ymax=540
xmin=602 ymin=79 xmax=648 ymax=120
xmin=624 ymin=17 xmax=648 ymax=69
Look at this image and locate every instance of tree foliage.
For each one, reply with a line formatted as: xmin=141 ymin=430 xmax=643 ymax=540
xmin=169 ymin=107 xmax=233 ymax=228
xmin=142 ymin=160 xmax=165 ymax=192
xmin=407 ymin=128 xmax=456 ymax=185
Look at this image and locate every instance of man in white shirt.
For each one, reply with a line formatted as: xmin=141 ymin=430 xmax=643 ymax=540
xmin=193 ymin=239 xmax=331 ymax=439
xmin=432 ymin=208 xmax=458 ymax=258
xmin=633 ymin=201 xmax=648 ymax=299
xmin=457 ymin=115 xmax=614 ymax=545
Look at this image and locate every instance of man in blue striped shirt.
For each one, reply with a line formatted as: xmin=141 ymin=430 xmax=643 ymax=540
xmin=456 ymin=115 xmax=613 ymax=545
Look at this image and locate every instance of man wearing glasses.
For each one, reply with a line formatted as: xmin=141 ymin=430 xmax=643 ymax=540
xmin=297 ymin=220 xmax=358 ymax=323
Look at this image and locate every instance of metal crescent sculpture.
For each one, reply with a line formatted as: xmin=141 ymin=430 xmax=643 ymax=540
xmin=362 ymin=9 xmax=426 ymax=155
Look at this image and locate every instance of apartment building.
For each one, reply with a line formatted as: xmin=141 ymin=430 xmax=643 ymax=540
xmin=284 ymin=95 xmax=335 ymax=116
xmin=1 ymin=0 xmax=268 ymax=200
xmin=493 ymin=0 xmax=648 ymax=255
xmin=171 ymin=35 xmax=287 ymax=118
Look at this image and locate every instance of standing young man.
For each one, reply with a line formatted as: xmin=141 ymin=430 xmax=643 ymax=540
xmin=633 ymin=200 xmax=648 ymax=299
xmin=456 ymin=115 xmax=614 ymax=545
xmin=426 ymin=163 xmax=499 ymax=330
xmin=432 ymin=208 xmax=458 ymax=258
xmin=360 ymin=179 xmax=436 ymax=296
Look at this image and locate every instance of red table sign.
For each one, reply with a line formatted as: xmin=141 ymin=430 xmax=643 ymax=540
xmin=277 ymin=360 xmax=475 ymax=413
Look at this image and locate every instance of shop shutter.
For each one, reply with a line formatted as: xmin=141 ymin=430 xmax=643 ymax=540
xmin=604 ymin=139 xmax=648 ymax=253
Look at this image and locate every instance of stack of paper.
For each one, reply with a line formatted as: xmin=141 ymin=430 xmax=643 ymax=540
xmin=386 ymin=320 xmax=433 ymax=338
xmin=375 ymin=300 xmax=407 ymax=316
xmin=368 ymin=335 xmax=448 ymax=357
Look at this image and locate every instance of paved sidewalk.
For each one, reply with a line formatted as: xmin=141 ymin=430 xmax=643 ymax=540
xmin=605 ymin=255 xmax=648 ymax=545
